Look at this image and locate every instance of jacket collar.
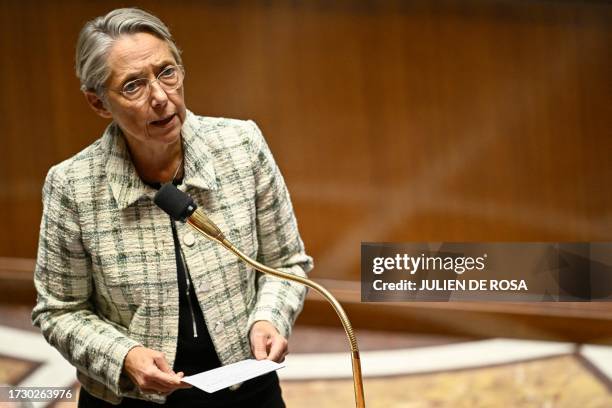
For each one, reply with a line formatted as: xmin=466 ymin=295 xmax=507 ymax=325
xmin=104 ymin=110 xmax=218 ymax=210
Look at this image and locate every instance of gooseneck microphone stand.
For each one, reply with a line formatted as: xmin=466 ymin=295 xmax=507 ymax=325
xmin=155 ymin=184 xmax=366 ymax=408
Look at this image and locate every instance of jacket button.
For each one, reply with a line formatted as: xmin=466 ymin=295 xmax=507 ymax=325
xmin=214 ymin=321 xmax=224 ymax=334
xmin=199 ymin=281 xmax=210 ymax=292
xmin=183 ymin=232 xmax=196 ymax=247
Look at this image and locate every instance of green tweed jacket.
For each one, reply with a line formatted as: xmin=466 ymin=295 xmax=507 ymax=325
xmin=31 ymin=111 xmax=313 ymax=404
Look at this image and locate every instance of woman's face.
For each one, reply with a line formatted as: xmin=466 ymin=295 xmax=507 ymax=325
xmin=92 ymin=32 xmax=187 ymax=150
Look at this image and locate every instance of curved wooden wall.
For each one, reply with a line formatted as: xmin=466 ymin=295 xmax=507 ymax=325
xmin=0 ymin=1 xmax=610 ymax=283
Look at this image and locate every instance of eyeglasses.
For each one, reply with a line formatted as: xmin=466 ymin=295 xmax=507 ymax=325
xmin=112 ymin=65 xmax=185 ymax=102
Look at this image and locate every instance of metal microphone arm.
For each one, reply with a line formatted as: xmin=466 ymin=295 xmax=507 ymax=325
xmin=187 ymin=209 xmax=366 ymax=408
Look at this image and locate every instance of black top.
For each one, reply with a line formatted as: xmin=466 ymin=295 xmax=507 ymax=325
xmin=145 ymin=181 xmax=219 ymax=373
xmin=169 ymin=218 xmax=221 ymax=375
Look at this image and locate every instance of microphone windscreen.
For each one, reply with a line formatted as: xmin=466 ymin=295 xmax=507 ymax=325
xmin=154 ymin=183 xmax=197 ymax=221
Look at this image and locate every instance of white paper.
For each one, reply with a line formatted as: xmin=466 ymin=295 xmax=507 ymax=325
xmin=181 ymin=359 xmax=285 ymax=393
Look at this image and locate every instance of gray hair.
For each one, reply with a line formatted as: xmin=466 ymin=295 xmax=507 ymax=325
xmin=75 ymin=8 xmax=182 ymax=95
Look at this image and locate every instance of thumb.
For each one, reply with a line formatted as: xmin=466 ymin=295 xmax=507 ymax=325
xmin=251 ymin=333 xmax=269 ymax=360
xmin=153 ymin=353 xmax=173 ymax=374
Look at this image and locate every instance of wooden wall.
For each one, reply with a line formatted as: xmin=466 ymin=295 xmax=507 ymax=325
xmin=0 ymin=0 xmax=610 ymax=282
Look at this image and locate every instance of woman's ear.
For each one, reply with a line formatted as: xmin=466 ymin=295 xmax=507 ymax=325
xmin=84 ymin=91 xmax=113 ymax=119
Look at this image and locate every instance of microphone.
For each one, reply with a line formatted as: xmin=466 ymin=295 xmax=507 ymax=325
xmin=154 ymin=183 xmax=226 ymax=244
xmin=153 ymin=183 xmax=366 ymax=408
xmin=152 ymin=182 xmax=196 ymax=222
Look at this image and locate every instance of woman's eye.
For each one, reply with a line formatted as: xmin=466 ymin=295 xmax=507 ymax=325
xmin=123 ymin=80 xmax=143 ymax=94
xmin=160 ymin=66 xmax=176 ymax=78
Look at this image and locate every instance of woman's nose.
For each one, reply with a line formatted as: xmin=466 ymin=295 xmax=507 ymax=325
xmin=150 ymin=81 xmax=168 ymax=108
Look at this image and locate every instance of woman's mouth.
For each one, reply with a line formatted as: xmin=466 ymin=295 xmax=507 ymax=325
xmin=149 ymin=114 xmax=176 ymax=127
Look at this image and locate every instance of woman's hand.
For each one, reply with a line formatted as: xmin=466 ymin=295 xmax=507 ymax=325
xmin=123 ymin=346 xmax=192 ymax=394
xmin=249 ymin=320 xmax=288 ymax=363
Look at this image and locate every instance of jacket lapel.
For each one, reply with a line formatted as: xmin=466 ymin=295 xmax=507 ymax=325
xmin=178 ymin=110 xmax=219 ymax=192
xmin=103 ymin=123 xmax=152 ymax=210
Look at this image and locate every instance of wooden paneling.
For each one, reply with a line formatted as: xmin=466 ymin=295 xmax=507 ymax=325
xmin=0 ymin=257 xmax=36 ymax=304
xmin=0 ymin=1 xmax=610 ymax=286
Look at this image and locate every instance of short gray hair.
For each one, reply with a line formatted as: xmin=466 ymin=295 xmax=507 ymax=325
xmin=75 ymin=8 xmax=182 ymax=95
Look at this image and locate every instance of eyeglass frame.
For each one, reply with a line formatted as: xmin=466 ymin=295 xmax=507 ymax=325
xmin=105 ymin=64 xmax=185 ymax=102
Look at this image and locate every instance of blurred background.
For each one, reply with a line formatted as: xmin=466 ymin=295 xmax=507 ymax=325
xmin=0 ymin=0 xmax=610 ymax=406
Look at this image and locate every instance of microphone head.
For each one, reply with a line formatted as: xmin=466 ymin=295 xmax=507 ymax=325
xmin=154 ymin=183 xmax=197 ymax=222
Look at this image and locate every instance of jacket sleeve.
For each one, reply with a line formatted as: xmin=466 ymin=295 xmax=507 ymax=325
xmin=245 ymin=121 xmax=314 ymax=338
xmin=31 ymin=165 xmax=141 ymax=396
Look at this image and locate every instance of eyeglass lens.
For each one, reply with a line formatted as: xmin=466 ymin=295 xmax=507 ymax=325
xmin=121 ymin=66 xmax=183 ymax=101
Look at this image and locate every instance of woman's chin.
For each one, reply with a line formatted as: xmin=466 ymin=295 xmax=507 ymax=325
xmin=146 ymin=121 xmax=181 ymax=144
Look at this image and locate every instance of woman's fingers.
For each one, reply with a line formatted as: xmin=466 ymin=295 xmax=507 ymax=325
xmin=249 ymin=320 xmax=288 ymax=362
xmin=267 ymin=336 xmax=288 ymax=363
xmin=251 ymin=330 xmax=270 ymax=360
xmin=124 ymin=346 xmax=186 ymax=393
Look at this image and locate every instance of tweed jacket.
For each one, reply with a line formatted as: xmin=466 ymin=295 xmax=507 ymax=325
xmin=31 ymin=111 xmax=313 ymax=404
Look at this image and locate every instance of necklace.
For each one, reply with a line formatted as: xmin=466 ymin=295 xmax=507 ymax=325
xmin=170 ymin=156 xmax=183 ymax=184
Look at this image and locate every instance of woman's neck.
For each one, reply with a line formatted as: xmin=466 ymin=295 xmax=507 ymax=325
xmin=125 ymin=137 xmax=184 ymax=185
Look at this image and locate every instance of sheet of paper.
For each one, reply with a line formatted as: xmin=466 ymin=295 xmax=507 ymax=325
xmin=181 ymin=359 xmax=285 ymax=393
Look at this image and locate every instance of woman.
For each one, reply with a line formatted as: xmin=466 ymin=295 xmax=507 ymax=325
xmin=31 ymin=8 xmax=312 ymax=407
